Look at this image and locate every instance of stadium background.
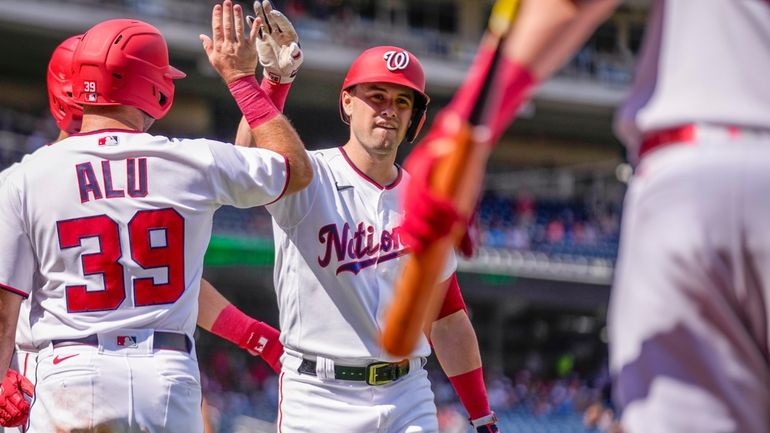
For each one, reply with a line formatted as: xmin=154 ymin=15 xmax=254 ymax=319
xmin=0 ymin=0 xmax=648 ymax=431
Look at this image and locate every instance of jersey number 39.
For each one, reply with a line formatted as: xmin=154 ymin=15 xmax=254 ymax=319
xmin=56 ymin=208 xmax=185 ymax=312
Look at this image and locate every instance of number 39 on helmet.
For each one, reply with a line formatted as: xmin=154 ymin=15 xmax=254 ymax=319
xmin=72 ymin=19 xmax=186 ymax=120
xmin=340 ymin=46 xmax=430 ymax=143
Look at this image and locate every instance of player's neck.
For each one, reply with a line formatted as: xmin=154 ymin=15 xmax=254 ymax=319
xmin=79 ymin=106 xmax=151 ymax=133
xmin=342 ymin=141 xmax=399 ymax=186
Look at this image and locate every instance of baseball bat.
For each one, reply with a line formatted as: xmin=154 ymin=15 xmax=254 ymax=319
xmin=382 ymin=0 xmax=521 ymax=357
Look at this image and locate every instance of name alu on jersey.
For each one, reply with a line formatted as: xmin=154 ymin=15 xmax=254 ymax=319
xmin=318 ymin=222 xmax=409 ymax=275
xmin=76 ymin=158 xmax=149 ymax=203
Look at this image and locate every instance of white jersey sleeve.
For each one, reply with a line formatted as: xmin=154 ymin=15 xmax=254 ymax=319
xmin=205 ymin=140 xmax=289 ymax=208
xmin=266 ymin=150 xmax=318 ymax=228
xmin=0 ymin=157 xmax=39 ymax=349
xmin=0 ymin=176 xmax=34 ymax=298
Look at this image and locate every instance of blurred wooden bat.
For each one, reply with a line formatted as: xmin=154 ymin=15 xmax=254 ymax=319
xmin=382 ymin=0 xmax=522 ymax=357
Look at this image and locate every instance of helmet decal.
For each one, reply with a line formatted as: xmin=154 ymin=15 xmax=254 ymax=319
xmin=383 ymin=50 xmax=410 ymax=72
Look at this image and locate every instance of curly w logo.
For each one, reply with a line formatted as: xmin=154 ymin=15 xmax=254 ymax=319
xmin=383 ymin=50 xmax=410 ymax=71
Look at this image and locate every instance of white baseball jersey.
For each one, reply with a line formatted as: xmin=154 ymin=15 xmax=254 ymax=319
xmin=614 ymin=0 xmax=770 ymax=160
xmin=0 ymin=129 xmax=288 ymax=342
xmin=609 ymin=1 xmax=770 ymax=432
xmin=267 ymin=147 xmax=456 ymax=362
xmin=0 ymin=159 xmax=38 ymax=352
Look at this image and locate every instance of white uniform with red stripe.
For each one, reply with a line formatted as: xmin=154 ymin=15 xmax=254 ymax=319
xmin=0 ymin=160 xmax=39 ymax=433
xmin=268 ymin=147 xmax=456 ymax=433
xmin=609 ymin=1 xmax=770 ymax=432
xmin=0 ymin=130 xmax=288 ymax=433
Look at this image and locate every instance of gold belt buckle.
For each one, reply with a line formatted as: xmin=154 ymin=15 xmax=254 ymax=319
xmin=366 ymin=362 xmax=393 ymax=386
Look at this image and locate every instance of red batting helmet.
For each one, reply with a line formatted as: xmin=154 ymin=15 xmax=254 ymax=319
xmin=340 ymin=46 xmax=429 ymax=143
xmin=72 ymin=19 xmax=186 ymax=120
xmin=47 ymin=35 xmax=83 ymax=134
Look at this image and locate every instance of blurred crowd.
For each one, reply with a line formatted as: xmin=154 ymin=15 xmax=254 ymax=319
xmin=29 ymin=0 xmax=638 ymax=83
xmin=479 ymin=191 xmax=621 ymax=260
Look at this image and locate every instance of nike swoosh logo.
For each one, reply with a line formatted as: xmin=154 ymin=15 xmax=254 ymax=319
xmin=335 ymin=182 xmax=353 ymax=191
xmin=53 ymin=354 xmax=80 ymax=365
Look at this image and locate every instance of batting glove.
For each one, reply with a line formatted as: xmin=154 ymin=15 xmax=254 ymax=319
xmin=471 ymin=412 xmax=499 ymax=433
xmin=0 ymin=369 xmax=34 ymax=428
xmin=248 ymin=0 xmax=303 ymax=84
xmin=402 ymin=110 xmax=473 ymax=255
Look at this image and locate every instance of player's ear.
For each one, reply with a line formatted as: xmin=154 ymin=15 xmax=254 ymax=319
xmin=341 ymin=88 xmax=354 ymax=118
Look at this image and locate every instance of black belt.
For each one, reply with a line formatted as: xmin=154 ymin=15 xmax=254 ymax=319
xmin=298 ymin=359 xmax=411 ymax=386
xmin=51 ymin=331 xmax=192 ymax=353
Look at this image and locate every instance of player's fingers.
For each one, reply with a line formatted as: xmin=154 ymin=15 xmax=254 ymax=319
xmin=19 ymin=377 xmax=33 ymax=397
xmin=248 ymin=16 xmax=261 ymax=43
xmin=262 ymin=0 xmax=274 ymax=15
xmin=211 ymin=3 xmax=224 ymax=45
xmin=259 ymin=0 xmax=274 ymax=34
xmin=199 ymin=35 xmax=213 ymax=55
xmin=222 ymin=0 xmax=235 ymax=43
xmin=269 ymin=11 xmax=285 ymax=33
xmin=253 ymin=15 xmax=268 ymax=41
xmin=0 ymin=401 xmax=19 ymax=419
xmin=233 ymin=3 xmax=245 ymax=44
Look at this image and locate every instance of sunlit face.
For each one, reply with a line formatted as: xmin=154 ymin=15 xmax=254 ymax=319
xmin=342 ymin=82 xmax=415 ymax=157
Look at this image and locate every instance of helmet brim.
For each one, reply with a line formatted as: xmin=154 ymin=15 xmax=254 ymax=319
xmin=165 ymin=65 xmax=186 ymax=79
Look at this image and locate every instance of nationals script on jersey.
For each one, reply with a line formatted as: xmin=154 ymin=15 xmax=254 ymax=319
xmin=0 ymin=130 xmax=288 ymax=342
xmin=268 ymin=147 xmax=456 ymax=362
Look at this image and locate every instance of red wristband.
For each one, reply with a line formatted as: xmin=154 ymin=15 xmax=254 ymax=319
xmin=228 ymin=75 xmax=280 ymax=128
xmin=210 ymin=304 xmax=283 ymax=373
xmin=448 ymin=367 xmax=492 ymax=419
xmin=261 ymin=79 xmax=292 ymax=113
xmin=447 ymin=44 xmax=497 ymax=120
xmin=447 ymin=45 xmax=536 ymax=146
xmin=488 ymin=57 xmax=537 ymax=143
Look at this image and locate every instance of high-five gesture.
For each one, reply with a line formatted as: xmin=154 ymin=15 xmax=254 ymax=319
xmin=200 ymin=0 xmax=260 ymax=84
xmin=250 ymin=0 xmax=303 ymax=83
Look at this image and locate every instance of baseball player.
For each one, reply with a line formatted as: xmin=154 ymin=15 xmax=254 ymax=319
xmin=607 ymin=1 xmax=770 ymax=432
xmin=242 ymin=45 xmax=499 ymax=433
xmin=0 ymin=1 xmax=312 ymax=431
xmin=401 ymin=1 xmax=770 ymax=432
xmin=0 ymin=19 xmax=301 ymax=429
xmin=0 ymin=33 xmax=83 ymax=433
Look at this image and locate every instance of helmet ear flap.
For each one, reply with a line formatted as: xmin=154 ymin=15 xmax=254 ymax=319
xmin=405 ymin=94 xmax=428 ymax=143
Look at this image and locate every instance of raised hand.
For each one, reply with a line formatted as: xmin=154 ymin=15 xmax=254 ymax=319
xmin=200 ymin=0 xmax=260 ymax=84
xmin=249 ymin=0 xmax=303 ymax=83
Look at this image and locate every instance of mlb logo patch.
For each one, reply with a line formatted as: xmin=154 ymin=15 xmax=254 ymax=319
xmin=98 ymin=135 xmax=119 ymax=146
xmin=254 ymin=336 xmax=268 ymax=353
xmin=87 ymin=93 xmax=97 ymax=102
xmin=116 ymin=335 xmax=138 ymax=348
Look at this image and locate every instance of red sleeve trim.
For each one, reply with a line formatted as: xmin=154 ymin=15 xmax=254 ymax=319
xmin=266 ymin=154 xmax=291 ymax=206
xmin=0 ymin=283 xmax=28 ymax=299
xmin=437 ymin=273 xmax=466 ymax=319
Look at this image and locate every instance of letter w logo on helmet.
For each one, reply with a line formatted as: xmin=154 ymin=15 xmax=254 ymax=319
xmin=383 ymin=50 xmax=410 ymax=71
